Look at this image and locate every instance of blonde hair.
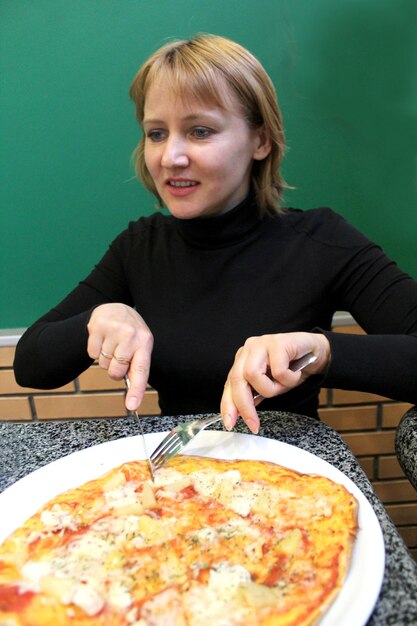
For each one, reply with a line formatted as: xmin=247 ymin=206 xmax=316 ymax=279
xmin=130 ymin=34 xmax=287 ymax=215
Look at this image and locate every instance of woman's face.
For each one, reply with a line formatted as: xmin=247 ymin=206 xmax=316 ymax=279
xmin=143 ymin=78 xmax=270 ymax=219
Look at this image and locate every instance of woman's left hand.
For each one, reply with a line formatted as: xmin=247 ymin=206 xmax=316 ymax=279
xmin=220 ymin=332 xmax=331 ymax=434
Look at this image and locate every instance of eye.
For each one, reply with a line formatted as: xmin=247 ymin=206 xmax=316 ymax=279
xmin=146 ymin=129 xmax=166 ymax=142
xmin=191 ymin=127 xmax=213 ymax=139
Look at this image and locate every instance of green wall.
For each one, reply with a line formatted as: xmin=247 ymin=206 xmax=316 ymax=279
xmin=1 ymin=0 xmax=416 ymax=328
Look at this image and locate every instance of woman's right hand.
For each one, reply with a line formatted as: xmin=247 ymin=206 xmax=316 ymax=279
xmin=87 ymin=303 xmax=154 ymax=411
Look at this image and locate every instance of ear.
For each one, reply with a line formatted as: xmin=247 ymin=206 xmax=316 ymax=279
xmin=253 ymin=126 xmax=272 ymax=161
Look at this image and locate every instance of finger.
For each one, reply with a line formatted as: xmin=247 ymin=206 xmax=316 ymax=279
xmin=107 ymin=347 xmax=133 ymax=380
xmin=227 ymin=375 xmax=261 ymax=434
xmin=221 ymin=381 xmax=265 ymax=433
xmin=239 ymin=397 xmax=260 ymax=434
xmin=268 ymin=354 xmax=302 ymax=390
xmin=220 ymin=381 xmax=239 ymax=431
xmin=87 ymin=331 xmax=105 ymax=362
xmin=125 ymin=362 xmax=150 ymax=411
xmin=98 ymin=344 xmax=117 ymax=370
xmin=125 ymin=342 xmax=153 ymax=411
xmin=232 ymin=339 xmax=277 ymax=399
xmin=247 ymin=369 xmax=281 ymax=398
xmin=223 ymin=347 xmax=262 ymax=433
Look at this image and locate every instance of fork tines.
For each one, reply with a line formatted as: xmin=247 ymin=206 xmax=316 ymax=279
xmin=150 ymin=433 xmax=183 ymax=469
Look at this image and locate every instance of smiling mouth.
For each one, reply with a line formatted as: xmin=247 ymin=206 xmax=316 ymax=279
xmin=168 ymin=181 xmax=198 ymax=188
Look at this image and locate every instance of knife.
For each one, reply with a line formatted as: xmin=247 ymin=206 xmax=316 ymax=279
xmin=124 ymin=375 xmax=155 ymax=482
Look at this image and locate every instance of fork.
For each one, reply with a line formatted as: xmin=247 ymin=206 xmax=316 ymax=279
xmin=149 ymin=351 xmax=317 ymax=471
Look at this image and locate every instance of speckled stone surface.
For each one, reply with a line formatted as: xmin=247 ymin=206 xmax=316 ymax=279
xmin=1 ymin=411 xmax=417 ymax=625
xmin=396 ymin=406 xmax=417 ymax=491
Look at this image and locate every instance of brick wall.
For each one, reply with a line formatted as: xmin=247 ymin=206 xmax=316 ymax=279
xmin=1 ymin=325 xmax=416 ymax=561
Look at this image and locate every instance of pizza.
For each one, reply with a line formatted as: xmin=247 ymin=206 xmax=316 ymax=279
xmin=0 ymin=455 xmax=358 ymax=626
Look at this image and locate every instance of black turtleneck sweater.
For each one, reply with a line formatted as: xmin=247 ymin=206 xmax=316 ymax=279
xmin=14 ymin=196 xmax=417 ymax=417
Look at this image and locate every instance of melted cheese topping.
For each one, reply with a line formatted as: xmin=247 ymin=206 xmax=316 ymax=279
xmin=39 ymin=504 xmax=78 ymax=531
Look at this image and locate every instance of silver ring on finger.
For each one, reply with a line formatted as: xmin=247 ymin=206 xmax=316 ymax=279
xmin=114 ymin=354 xmax=131 ymax=365
xmin=100 ymin=350 xmax=113 ymax=360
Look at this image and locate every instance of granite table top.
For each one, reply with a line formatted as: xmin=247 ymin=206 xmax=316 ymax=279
xmin=396 ymin=405 xmax=417 ymax=492
xmin=1 ymin=410 xmax=417 ymax=625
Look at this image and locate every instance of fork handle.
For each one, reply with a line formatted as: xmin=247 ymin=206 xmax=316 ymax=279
xmin=289 ymin=352 xmax=317 ymax=372
xmin=200 ymin=415 xmax=223 ymax=429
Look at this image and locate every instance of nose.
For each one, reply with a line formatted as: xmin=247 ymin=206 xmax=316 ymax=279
xmin=160 ymin=135 xmax=189 ymax=169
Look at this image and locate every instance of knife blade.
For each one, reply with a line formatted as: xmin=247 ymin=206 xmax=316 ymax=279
xmin=124 ymin=375 xmax=155 ymax=482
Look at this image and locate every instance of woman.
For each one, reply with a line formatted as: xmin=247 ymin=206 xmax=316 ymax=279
xmin=14 ymin=34 xmax=417 ymax=434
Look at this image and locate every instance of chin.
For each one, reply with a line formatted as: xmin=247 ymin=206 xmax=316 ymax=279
xmin=164 ymin=202 xmax=209 ymax=220
xmin=169 ymin=209 xmax=205 ymax=220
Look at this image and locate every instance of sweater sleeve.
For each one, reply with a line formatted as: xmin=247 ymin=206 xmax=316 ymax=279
xmin=310 ymin=210 xmax=417 ymax=403
xmin=14 ymin=231 xmax=134 ymax=389
xmin=320 ymin=331 xmax=417 ymax=403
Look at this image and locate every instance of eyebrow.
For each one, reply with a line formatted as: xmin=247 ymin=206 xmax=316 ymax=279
xmin=143 ymin=111 xmax=223 ymax=126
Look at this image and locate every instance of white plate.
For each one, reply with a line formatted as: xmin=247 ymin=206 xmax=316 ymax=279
xmin=0 ymin=431 xmax=384 ymax=626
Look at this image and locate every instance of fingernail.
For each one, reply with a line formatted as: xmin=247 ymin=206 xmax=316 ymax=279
xmin=223 ymin=414 xmax=233 ymax=431
xmin=127 ymin=397 xmax=138 ymax=411
xmin=247 ymin=419 xmax=259 ymax=434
